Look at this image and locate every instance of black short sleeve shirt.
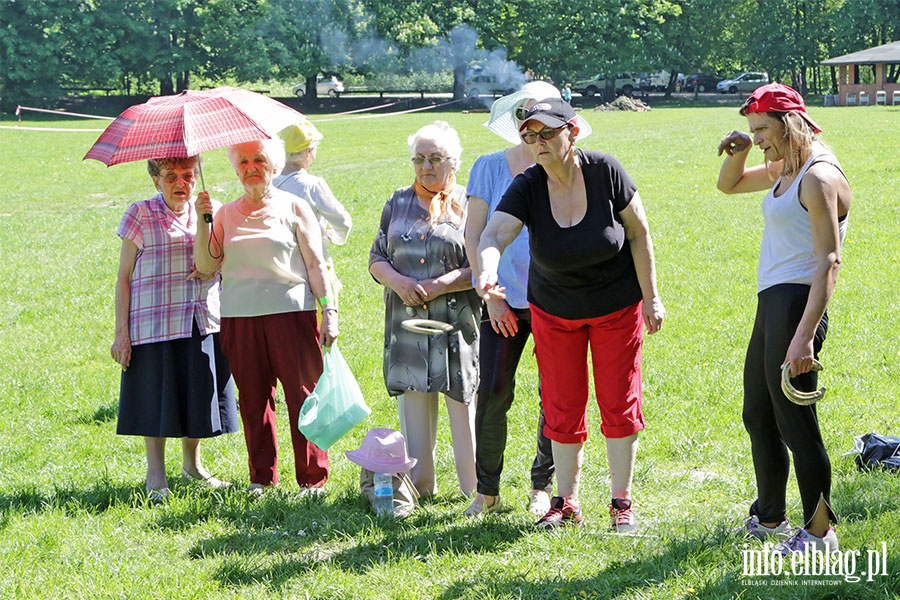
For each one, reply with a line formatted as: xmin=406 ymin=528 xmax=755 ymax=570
xmin=497 ymin=149 xmax=642 ymax=320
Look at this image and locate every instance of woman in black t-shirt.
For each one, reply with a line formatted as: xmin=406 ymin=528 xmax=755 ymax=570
xmin=477 ymin=98 xmax=665 ymax=532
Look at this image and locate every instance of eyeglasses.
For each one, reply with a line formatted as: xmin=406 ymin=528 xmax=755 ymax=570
xmin=520 ymin=126 xmax=569 ymax=145
xmin=412 ymin=155 xmax=449 ymax=165
xmin=159 ymin=172 xmax=196 ymax=184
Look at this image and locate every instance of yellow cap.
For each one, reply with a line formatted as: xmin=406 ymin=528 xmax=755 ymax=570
xmin=279 ymin=117 xmax=323 ymax=153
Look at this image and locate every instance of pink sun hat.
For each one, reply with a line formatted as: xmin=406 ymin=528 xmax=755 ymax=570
xmin=345 ymin=428 xmax=417 ymax=474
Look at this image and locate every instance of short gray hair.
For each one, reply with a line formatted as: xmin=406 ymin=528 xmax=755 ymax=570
xmin=407 ymin=121 xmax=462 ymax=172
xmin=147 ymin=156 xmax=200 ymax=178
xmin=226 ymin=137 xmax=285 ymax=174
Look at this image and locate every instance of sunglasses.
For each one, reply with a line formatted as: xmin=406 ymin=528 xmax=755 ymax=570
xmin=412 ymin=155 xmax=449 ymax=165
xmin=520 ymin=126 xmax=570 ymax=145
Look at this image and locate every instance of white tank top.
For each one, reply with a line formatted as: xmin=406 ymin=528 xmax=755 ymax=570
xmin=757 ymin=153 xmax=848 ymax=292
xmin=219 ymin=196 xmax=316 ymax=317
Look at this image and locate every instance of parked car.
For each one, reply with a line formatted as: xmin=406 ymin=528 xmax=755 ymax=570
xmin=716 ymin=72 xmax=769 ymax=94
xmin=639 ymin=72 xmax=671 ymax=92
xmin=573 ymin=73 xmax=640 ymax=98
xmin=293 ymin=76 xmax=344 ymax=98
xmin=683 ymin=73 xmax=720 ymax=93
xmin=464 ymin=73 xmax=517 ymax=98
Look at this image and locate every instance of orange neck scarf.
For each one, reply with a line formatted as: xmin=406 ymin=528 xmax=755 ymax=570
xmin=414 ymin=178 xmax=463 ymax=226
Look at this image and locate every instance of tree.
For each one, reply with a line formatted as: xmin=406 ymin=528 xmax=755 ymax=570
xmin=235 ymin=0 xmax=360 ymax=98
xmin=833 ymin=0 xmax=900 ymax=84
xmin=0 ymin=0 xmax=69 ymax=106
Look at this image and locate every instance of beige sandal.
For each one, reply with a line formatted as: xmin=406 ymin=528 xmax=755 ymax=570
xmin=463 ymin=494 xmax=502 ymax=517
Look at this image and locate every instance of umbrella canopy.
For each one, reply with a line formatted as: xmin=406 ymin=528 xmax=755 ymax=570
xmin=84 ymin=86 xmax=306 ymax=166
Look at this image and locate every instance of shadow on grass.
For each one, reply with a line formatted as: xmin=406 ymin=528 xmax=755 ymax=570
xmin=81 ymin=403 xmax=118 ymax=424
xmin=0 ymin=480 xmax=142 ymax=518
xmin=433 ymin=531 xmax=900 ymax=600
xmin=183 ymin=488 xmax=528 ymax=592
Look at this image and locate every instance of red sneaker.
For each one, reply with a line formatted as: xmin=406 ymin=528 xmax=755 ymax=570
xmin=536 ymin=496 xmax=585 ymax=529
xmin=609 ymin=497 xmax=638 ymax=533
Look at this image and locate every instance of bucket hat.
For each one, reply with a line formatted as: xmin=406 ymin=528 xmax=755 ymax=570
xmin=740 ymin=82 xmax=822 ymax=133
xmin=485 ymin=81 xmax=592 ymax=145
xmin=279 ymin=117 xmax=323 ymax=153
xmin=345 ymin=428 xmax=418 ymax=474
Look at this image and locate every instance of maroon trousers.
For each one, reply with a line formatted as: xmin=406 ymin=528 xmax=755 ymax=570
xmin=221 ymin=311 xmax=328 ymax=487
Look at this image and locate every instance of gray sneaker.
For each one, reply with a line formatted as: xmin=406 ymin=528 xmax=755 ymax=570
xmin=744 ymin=515 xmax=789 ymax=541
xmin=775 ymin=527 xmax=839 ymax=555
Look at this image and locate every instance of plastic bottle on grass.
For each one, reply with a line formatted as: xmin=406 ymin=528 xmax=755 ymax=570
xmin=373 ymin=472 xmax=393 ymax=515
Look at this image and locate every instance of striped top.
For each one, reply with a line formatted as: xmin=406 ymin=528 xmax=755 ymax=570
xmin=116 ymin=193 xmax=221 ymax=345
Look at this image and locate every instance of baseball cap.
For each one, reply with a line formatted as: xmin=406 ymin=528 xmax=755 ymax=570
xmin=484 ymin=82 xmax=593 ymax=145
xmin=279 ymin=117 xmax=324 ymax=153
xmin=740 ymin=82 xmax=822 ymax=133
xmin=517 ymin=98 xmax=578 ymax=132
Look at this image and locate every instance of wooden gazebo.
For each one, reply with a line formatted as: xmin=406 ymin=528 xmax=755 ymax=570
xmin=821 ymin=40 xmax=900 ymax=106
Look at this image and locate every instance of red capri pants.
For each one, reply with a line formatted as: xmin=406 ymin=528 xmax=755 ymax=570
xmin=220 ymin=310 xmax=328 ymax=487
xmin=530 ymin=301 xmax=645 ymax=443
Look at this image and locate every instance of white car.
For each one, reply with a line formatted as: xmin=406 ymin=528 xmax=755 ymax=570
xmin=716 ymin=72 xmax=769 ymax=94
xmin=293 ymin=76 xmax=344 ymax=98
xmin=464 ymin=74 xmax=517 ymax=97
xmin=573 ymin=73 xmax=640 ymax=98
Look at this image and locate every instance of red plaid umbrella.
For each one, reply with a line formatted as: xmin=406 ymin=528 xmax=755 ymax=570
xmin=84 ymin=86 xmax=305 ymax=165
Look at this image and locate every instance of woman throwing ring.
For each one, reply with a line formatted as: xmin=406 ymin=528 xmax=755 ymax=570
xmin=478 ymin=98 xmax=664 ymax=531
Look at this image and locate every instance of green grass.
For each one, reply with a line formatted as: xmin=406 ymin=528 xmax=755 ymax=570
xmin=2 ymin=101 xmax=900 ymax=599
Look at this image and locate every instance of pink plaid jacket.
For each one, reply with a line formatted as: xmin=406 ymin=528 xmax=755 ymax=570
xmin=116 ymin=194 xmax=221 ymax=345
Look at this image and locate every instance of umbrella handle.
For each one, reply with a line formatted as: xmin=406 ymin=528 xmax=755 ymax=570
xmin=198 ymin=157 xmax=212 ymax=223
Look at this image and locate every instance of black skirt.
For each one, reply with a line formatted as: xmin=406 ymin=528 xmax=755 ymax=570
xmin=117 ymin=324 xmax=239 ymax=438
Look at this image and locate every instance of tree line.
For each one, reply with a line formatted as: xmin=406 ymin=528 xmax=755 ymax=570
xmin=1 ymin=0 xmax=898 ymax=108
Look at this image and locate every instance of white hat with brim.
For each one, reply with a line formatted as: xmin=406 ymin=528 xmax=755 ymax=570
xmin=345 ymin=428 xmax=418 ymax=474
xmin=484 ymin=81 xmax=592 ymax=145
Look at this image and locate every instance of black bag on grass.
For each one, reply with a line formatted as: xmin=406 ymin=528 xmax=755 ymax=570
xmin=850 ymin=433 xmax=900 ymax=472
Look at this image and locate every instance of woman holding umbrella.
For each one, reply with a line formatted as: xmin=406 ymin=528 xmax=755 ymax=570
xmin=112 ymin=156 xmax=239 ymax=502
xmin=194 ymin=138 xmax=338 ymax=496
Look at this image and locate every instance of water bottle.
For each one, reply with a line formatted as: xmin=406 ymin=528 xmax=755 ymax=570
xmin=373 ymin=472 xmax=393 ymax=515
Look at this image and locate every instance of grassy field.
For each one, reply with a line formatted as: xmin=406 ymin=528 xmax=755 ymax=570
xmin=1 ymin=101 xmax=899 ymax=599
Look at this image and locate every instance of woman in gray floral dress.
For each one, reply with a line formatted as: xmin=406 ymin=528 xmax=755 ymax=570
xmin=369 ymin=121 xmax=478 ymax=497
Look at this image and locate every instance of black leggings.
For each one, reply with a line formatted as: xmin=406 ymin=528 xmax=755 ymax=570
xmin=743 ymin=284 xmax=837 ymax=526
xmin=473 ymin=306 xmax=554 ymax=496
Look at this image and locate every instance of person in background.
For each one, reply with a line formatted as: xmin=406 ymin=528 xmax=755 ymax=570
xmin=369 ymin=121 xmax=478 ymax=498
xmin=562 ymin=83 xmax=573 ymax=103
xmin=463 ymin=81 xmax=594 ymax=517
xmin=275 ymin=117 xmax=352 ymax=304
xmin=112 ymin=156 xmax=238 ymax=502
xmin=194 ymin=138 xmax=338 ymax=497
xmin=477 ymin=99 xmax=664 ymax=531
xmin=717 ymin=83 xmax=851 ymax=555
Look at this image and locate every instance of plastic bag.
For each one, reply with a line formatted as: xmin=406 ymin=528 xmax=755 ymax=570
xmin=297 ymin=344 xmax=370 ymax=450
xmin=844 ymin=433 xmax=900 ymax=472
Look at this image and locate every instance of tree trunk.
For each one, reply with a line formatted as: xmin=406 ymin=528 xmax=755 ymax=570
xmin=176 ymin=71 xmax=190 ymax=92
xmin=452 ymin=64 xmax=466 ymax=100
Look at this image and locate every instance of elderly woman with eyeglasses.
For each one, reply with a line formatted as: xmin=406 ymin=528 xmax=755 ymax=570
xmin=112 ymin=156 xmax=239 ymax=502
xmin=477 ymin=99 xmax=665 ymax=532
xmin=369 ymin=121 xmax=478 ymax=497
